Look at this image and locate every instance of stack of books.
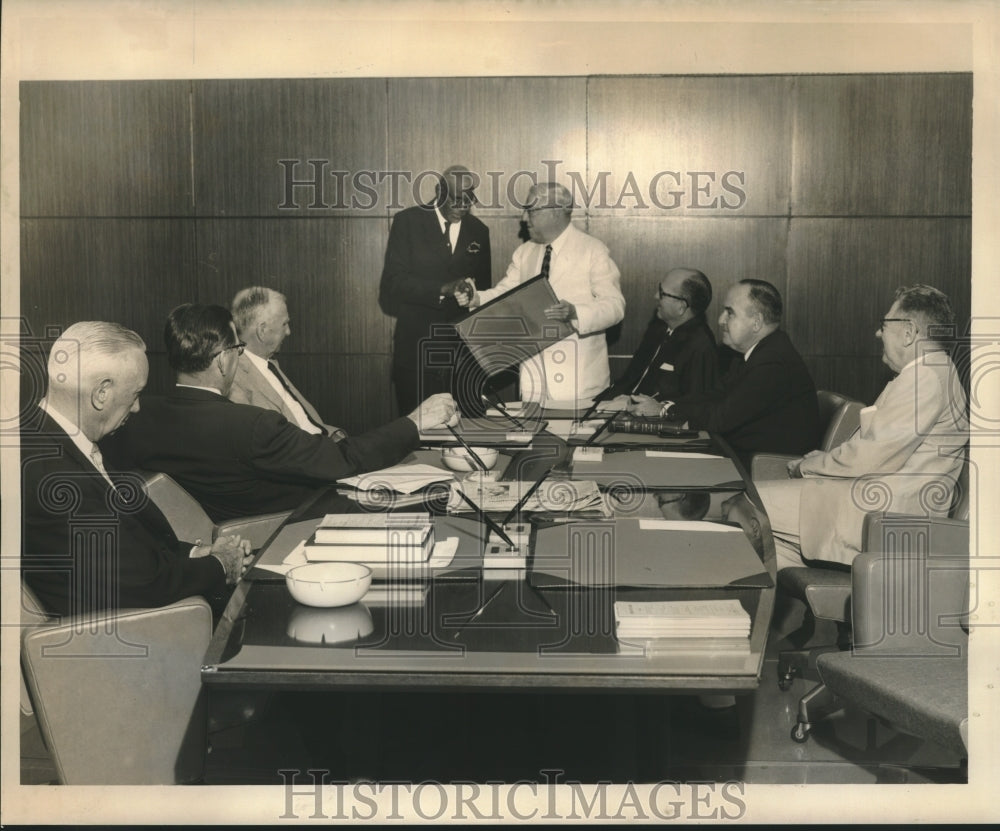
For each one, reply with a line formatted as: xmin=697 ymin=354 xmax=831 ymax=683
xmin=303 ymin=513 xmax=436 ymax=566
xmin=613 ymin=598 xmax=751 ymax=656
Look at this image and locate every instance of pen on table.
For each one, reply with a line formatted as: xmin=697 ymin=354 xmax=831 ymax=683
xmin=483 ymin=393 xmax=527 ymax=430
xmin=500 ymin=468 xmax=551 ymax=526
xmin=447 ymin=424 xmax=489 ymax=472
xmin=453 ymin=582 xmax=507 ymax=639
xmin=454 ymin=487 xmax=517 ymax=547
xmin=584 ymin=409 xmax=619 ymax=447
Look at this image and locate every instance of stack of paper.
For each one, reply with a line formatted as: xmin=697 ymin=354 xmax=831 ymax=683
xmin=303 ymin=513 xmax=435 ymax=564
xmin=337 ymin=464 xmax=455 ymax=508
xmin=614 ymin=599 xmax=751 ymax=655
xmin=448 ymin=479 xmax=605 ymax=515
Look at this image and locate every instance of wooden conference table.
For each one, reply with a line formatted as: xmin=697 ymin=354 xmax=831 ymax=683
xmin=201 ymin=411 xmax=777 ymax=696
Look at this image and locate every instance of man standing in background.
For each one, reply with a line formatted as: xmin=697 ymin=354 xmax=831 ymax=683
xmin=379 ymin=164 xmax=492 ymax=415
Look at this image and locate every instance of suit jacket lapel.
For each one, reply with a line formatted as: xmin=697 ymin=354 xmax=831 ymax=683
xmin=240 ymin=357 xmax=291 ymax=416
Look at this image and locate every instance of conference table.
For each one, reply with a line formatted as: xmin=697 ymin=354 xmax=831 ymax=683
xmin=201 ymin=410 xmax=777 ymax=697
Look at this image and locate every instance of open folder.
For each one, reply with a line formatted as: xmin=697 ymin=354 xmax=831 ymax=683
xmin=455 ymin=273 xmax=573 ymax=376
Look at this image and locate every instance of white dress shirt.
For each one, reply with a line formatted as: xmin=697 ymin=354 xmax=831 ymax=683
xmin=244 ymin=350 xmax=322 ymax=435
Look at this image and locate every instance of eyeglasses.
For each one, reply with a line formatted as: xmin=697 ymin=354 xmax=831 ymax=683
xmin=658 ymin=288 xmax=688 ymax=305
xmin=879 ymin=317 xmax=912 ymax=331
xmin=213 ymin=341 xmax=246 ymax=358
xmin=523 ymin=205 xmax=563 ymax=214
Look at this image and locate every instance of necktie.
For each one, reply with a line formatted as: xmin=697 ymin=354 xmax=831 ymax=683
xmin=268 ymin=360 xmax=328 ymax=435
xmin=540 ymin=244 xmax=552 ymax=279
xmin=89 ymin=445 xmax=116 ymax=488
xmin=443 ymin=220 xmax=452 ymax=253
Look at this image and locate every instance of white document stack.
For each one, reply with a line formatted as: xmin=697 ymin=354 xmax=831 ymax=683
xmin=613 ymin=598 xmax=751 ymax=656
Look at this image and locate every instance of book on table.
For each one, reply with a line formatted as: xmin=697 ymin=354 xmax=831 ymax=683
xmin=613 ymin=599 xmax=751 ymax=650
xmin=304 ymin=513 xmax=436 ymax=564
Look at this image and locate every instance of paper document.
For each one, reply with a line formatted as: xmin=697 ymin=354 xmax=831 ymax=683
xmin=338 ymin=463 xmax=454 ymax=494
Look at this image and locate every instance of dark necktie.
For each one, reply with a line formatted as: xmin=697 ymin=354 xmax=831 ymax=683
xmin=443 ymin=220 xmax=452 ymax=253
xmin=540 ymin=244 xmax=552 ymax=279
xmin=267 ymin=360 xmax=328 ymax=435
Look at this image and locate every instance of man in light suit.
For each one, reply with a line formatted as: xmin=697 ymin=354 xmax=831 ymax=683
xmin=756 ymin=285 xmax=968 ymax=570
xmin=22 ymin=321 xmax=251 ymax=615
xmin=460 ymin=182 xmax=626 ymax=408
xmin=229 ymin=286 xmax=346 ymax=439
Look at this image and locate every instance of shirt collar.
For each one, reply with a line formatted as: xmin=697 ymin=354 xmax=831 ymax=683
xmin=244 ymin=349 xmax=269 ymax=373
xmin=175 ymin=383 xmax=224 ymax=396
xmin=39 ymin=399 xmax=98 ymax=461
xmin=546 ymin=222 xmax=573 ymax=256
xmin=434 ymin=205 xmax=461 ymax=234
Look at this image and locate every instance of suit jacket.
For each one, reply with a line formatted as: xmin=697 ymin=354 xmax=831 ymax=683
xmin=228 ymin=353 xmax=343 ymax=437
xmin=379 ymin=204 xmax=492 ymax=412
xmin=21 ymin=413 xmax=226 ymax=616
xmin=100 ymin=386 xmax=419 ymax=522
xmin=671 ymin=329 xmax=821 ymax=467
xmin=796 ymin=352 xmax=968 ymax=565
xmin=608 ymin=314 xmax=719 ymax=400
xmin=475 ymin=223 xmax=626 ymax=406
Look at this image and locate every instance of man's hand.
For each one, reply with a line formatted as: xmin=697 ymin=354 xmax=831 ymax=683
xmin=440 ymin=278 xmax=476 ymax=306
xmin=207 ymin=535 xmax=254 ymax=585
xmin=601 ymin=393 xmax=631 ymax=411
xmin=626 ymin=394 xmax=663 ymax=417
xmin=544 ymin=300 xmax=577 ymax=323
xmin=407 ymin=393 xmax=461 ymax=431
xmin=788 ymin=449 xmax=822 ymax=478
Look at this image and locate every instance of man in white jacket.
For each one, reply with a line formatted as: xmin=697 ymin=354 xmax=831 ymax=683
xmin=460 ymin=182 xmax=625 ymax=408
xmin=756 ymin=284 xmax=968 ymax=570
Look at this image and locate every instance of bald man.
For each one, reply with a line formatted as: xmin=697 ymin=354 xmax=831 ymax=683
xmin=379 ymin=164 xmax=492 ymax=414
xmin=604 ymin=267 xmax=719 ymax=411
xmin=21 ymin=321 xmax=251 ymax=616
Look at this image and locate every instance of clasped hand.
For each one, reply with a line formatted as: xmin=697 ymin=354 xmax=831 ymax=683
xmin=197 ymin=534 xmax=254 ymax=585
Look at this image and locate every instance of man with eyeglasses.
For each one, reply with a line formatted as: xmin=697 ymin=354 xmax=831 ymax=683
xmin=378 ymin=164 xmax=492 ymax=415
xmin=660 ymin=279 xmax=821 ymax=469
xmin=458 ymin=181 xmax=626 ymax=408
xmin=102 ymin=303 xmax=461 ymax=522
xmin=755 ymin=284 xmax=968 ymax=570
xmin=600 ymin=267 xmax=719 ymax=410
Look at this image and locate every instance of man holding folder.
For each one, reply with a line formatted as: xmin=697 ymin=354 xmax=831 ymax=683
xmin=458 ymin=182 xmax=626 ymax=409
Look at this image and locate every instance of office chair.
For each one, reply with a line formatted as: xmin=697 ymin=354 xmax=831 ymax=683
xmin=789 ymin=454 xmax=970 ymax=748
xmin=20 ymin=581 xmax=213 ymax=784
xmin=750 ymin=390 xmax=865 ymax=688
xmin=140 ymin=470 xmax=292 ymax=550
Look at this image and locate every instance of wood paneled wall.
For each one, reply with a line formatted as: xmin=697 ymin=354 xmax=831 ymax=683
xmin=20 ymin=74 xmax=971 ymax=430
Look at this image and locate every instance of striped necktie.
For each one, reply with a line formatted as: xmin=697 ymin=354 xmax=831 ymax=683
xmin=540 ymin=244 xmax=552 ymax=279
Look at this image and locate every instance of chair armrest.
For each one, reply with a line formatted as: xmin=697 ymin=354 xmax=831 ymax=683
xmin=804 ymin=582 xmax=852 ymax=623
xmin=21 ymin=596 xmax=212 ymax=784
xmin=215 ymin=510 xmax=293 ymax=550
xmin=862 ymin=512 xmax=969 ymax=555
xmin=851 ymin=550 xmax=969 ymax=655
xmin=750 ymin=453 xmax=795 ymax=482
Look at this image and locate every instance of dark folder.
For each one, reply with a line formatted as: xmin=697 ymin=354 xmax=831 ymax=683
xmin=455 ymin=274 xmax=573 ymax=376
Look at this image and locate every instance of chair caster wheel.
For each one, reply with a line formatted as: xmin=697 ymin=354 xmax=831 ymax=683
xmin=791 ymin=722 xmax=811 ymax=743
xmin=778 ymin=674 xmax=794 ymax=691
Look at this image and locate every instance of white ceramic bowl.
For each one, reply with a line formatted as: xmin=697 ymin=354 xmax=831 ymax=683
xmin=440 ymin=445 xmax=499 ymax=472
xmin=286 ymin=603 xmax=374 ymax=644
xmin=285 ymin=562 xmax=372 ymax=608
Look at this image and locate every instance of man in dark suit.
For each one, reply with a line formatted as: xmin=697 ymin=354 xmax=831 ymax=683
xmin=663 ymin=279 xmax=820 ymax=469
xmin=21 ymin=321 xmax=251 ymax=616
xmin=229 ymin=285 xmax=347 ymax=439
xmin=604 ymin=267 xmax=719 ymax=408
xmin=379 ymin=164 xmax=492 ymax=415
xmin=102 ymin=304 xmax=459 ymax=522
